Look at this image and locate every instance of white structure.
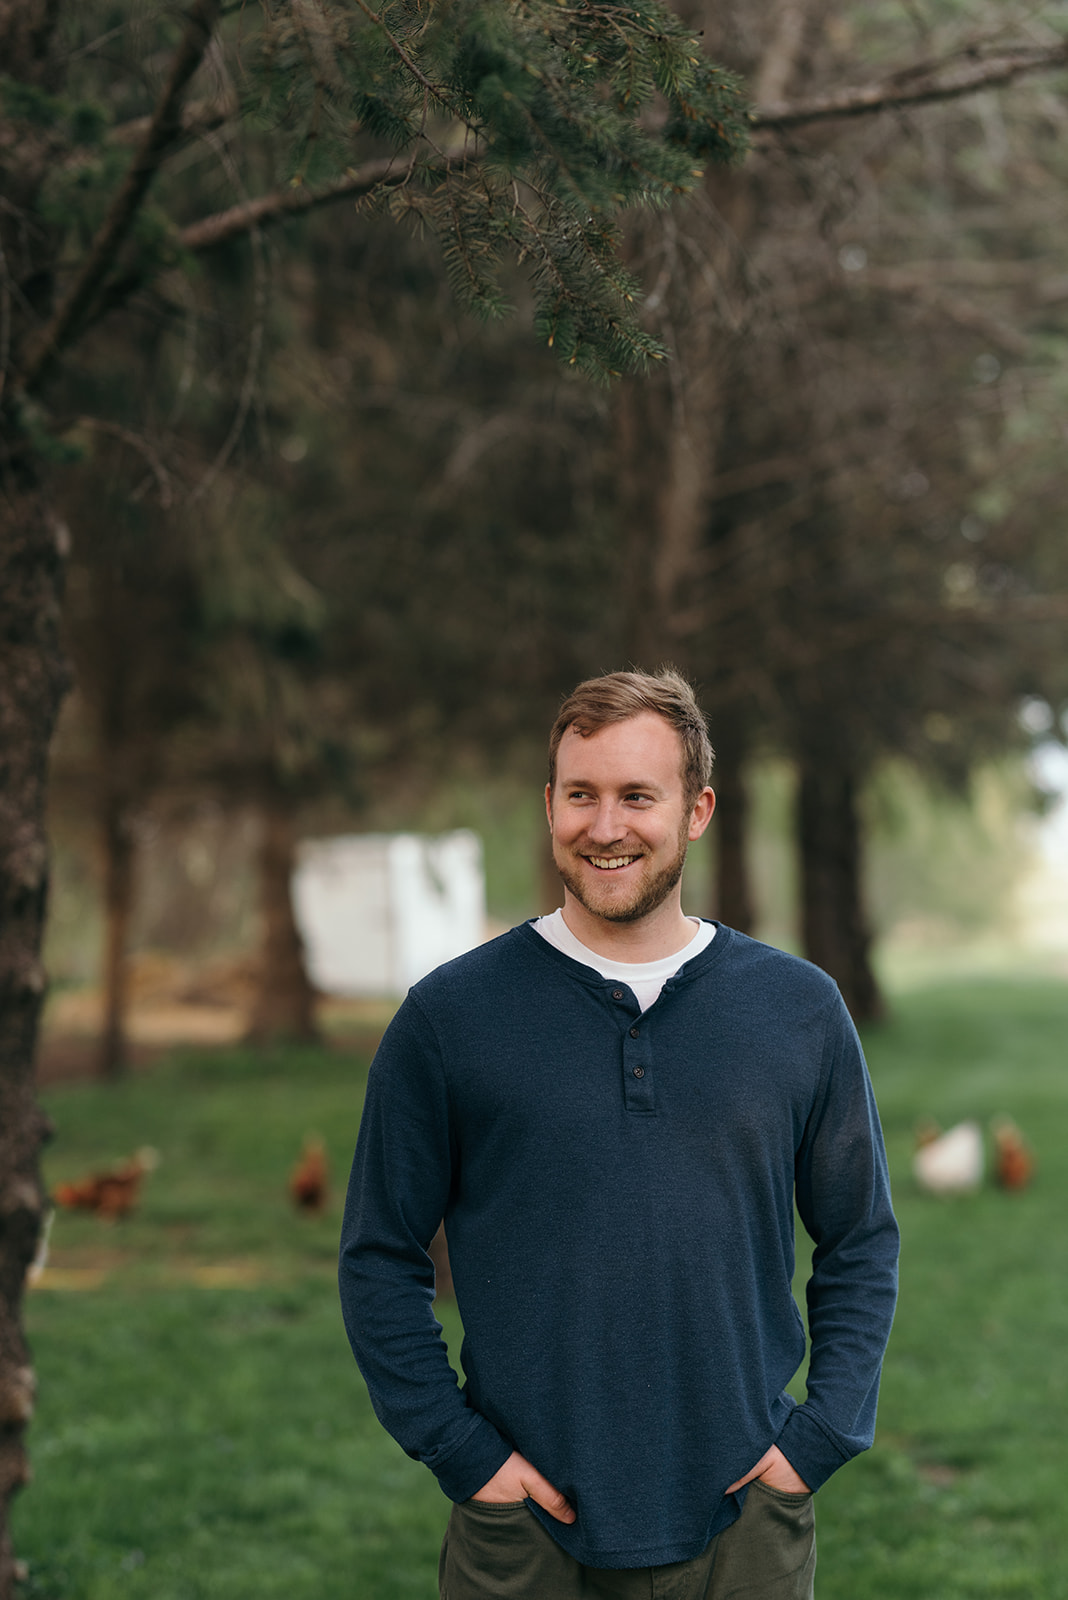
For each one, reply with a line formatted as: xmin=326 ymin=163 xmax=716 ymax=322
xmin=293 ymin=830 xmax=486 ymax=997
xmin=1016 ymin=741 xmax=1068 ymax=952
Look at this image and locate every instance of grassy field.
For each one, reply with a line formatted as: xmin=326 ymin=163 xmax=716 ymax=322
xmin=15 ymin=978 xmax=1068 ymax=1598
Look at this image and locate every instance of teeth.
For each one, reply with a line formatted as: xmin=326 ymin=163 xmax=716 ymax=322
xmin=589 ymin=856 xmax=636 ymax=870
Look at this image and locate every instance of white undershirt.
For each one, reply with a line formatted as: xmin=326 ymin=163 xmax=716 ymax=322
xmin=533 ymin=909 xmax=715 ymax=1012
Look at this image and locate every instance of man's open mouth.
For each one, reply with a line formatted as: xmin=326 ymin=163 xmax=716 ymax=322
xmin=586 ymin=855 xmax=639 ymax=871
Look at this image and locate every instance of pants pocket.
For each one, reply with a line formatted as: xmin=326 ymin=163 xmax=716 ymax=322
xmin=440 ymin=1499 xmax=578 ymax=1600
xmin=712 ymin=1481 xmax=816 ymax=1599
xmin=748 ymin=1479 xmax=813 ymax=1509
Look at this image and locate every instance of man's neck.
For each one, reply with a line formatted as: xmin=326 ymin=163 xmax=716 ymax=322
xmin=559 ymin=893 xmax=699 ymax=964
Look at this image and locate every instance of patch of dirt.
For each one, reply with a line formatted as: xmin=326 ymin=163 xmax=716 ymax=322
xmin=28 ymin=1255 xmax=277 ymax=1292
xmin=917 ymin=1462 xmax=960 ymax=1487
xmin=37 ymin=952 xmax=396 ymax=1085
xmin=27 ymin=1245 xmax=133 ymax=1292
xmin=30 ymin=1266 xmax=113 ymax=1291
xmin=180 ymin=1260 xmax=270 ymax=1288
xmin=38 ymin=1034 xmax=164 ymax=1086
xmin=39 ymin=953 xmax=251 ymax=1082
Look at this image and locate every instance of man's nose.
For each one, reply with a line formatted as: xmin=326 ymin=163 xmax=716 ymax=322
xmin=586 ymin=800 xmax=627 ymax=844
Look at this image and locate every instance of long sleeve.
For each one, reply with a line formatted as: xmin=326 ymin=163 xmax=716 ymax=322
xmin=338 ymin=996 xmax=513 ymax=1501
xmin=776 ymin=994 xmax=900 ymax=1489
xmin=338 ymin=924 xmax=900 ymax=1567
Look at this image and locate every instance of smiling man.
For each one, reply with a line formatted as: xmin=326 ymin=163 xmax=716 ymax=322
xmin=546 ymin=701 xmax=714 ymax=945
xmin=339 ymin=668 xmax=899 ymax=1600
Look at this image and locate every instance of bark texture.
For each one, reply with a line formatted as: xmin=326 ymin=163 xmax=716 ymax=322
xmin=0 ymin=486 xmax=68 ymax=1600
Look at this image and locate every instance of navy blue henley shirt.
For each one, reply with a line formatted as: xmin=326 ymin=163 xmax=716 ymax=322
xmin=339 ymin=921 xmax=899 ymax=1569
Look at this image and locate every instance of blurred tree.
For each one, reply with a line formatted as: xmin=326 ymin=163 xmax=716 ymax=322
xmin=750 ymin=2 xmax=1068 ymax=1014
xmin=49 ymin=434 xmax=201 ymax=1078
xmin=600 ymin=0 xmax=1068 ymax=1017
xmin=184 ymin=485 xmax=346 ymax=1046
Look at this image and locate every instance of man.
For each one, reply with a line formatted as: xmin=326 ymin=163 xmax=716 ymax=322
xmin=339 ymin=668 xmax=899 ymax=1599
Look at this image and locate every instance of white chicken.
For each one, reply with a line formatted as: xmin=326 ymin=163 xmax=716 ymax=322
xmin=912 ymin=1119 xmax=984 ymax=1195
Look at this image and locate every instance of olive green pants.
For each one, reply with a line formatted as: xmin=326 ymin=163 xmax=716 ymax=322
xmin=439 ymin=1480 xmax=816 ymax=1600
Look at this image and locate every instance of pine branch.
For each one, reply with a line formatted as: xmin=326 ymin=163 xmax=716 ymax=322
xmin=178 ymin=145 xmax=472 ymax=253
xmin=350 ymin=0 xmax=461 ymax=118
xmin=16 ymin=0 xmax=223 ymax=396
xmin=753 ymin=40 xmax=1068 ymax=130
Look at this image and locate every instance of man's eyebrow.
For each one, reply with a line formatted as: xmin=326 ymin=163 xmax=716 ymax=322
xmin=560 ymin=776 xmax=668 ymax=794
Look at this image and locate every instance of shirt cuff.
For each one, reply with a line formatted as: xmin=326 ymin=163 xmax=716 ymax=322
xmin=432 ymin=1412 xmax=515 ymax=1503
xmin=775 ymin=1406 xmax=853 ymax=1492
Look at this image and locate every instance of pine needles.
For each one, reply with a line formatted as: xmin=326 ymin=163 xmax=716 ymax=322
xmin=252 ymin=0 xmax=751 ymax=374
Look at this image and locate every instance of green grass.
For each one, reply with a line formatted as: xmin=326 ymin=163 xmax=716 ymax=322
xmin=19 ymin=1286 xmax=461 ymax=1599
xmin=814 ymin=980 xmax=1068 ymax=1600
xmin=16 ymin=979 xmax=1068 ymax=1598
xmin=32 ymin=1042 xmax=372 ymax=1276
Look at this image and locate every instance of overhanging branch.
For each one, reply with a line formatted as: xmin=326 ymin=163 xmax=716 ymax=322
xmin=753 ymin=40 xmax=1068 ymax=130
xmin=22 ymin=21 xmax=1068 ymax=350
xmin=179 ymin=145 xmax=473 ymax=253
xmin=17 ymin=0 xmax=223 ymax=396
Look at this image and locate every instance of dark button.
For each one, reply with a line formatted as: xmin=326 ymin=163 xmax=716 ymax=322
xmin=632 ymin=1066 xmax=645 ymax=1079
xmin=612 ymin=989 xmax=625 ymax=1001
xmin=629 ymin=1026 xmax=640 ymax=1038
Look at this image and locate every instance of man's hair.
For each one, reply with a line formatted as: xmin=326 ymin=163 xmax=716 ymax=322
xmin=548 ymin=668 xmax=714 ymax=811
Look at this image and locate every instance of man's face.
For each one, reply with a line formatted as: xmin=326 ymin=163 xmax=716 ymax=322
xmin=546 ymin=712 xmax=713 ymax=926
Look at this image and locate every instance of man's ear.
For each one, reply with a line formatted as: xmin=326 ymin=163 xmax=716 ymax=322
xmin=688 ymin=787 xmax=716 ymax=842
xmin=545 ymin=782 xmax=553 ymax=832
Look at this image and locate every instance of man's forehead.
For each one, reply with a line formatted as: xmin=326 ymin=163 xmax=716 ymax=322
xmin=554 ymin=714 xmax=684 ymax=783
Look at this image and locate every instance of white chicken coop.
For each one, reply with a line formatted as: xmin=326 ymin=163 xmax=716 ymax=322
xmin=292 ymin=829 xmax=486 ymax=997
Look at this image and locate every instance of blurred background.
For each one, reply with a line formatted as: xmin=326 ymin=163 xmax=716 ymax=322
xmin=37 ymin=0 xmax=1068 ymax=1069
xmin=8 ymin=0 xmax=1068 ymax=1595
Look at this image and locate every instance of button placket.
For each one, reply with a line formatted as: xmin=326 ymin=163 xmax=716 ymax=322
xmin=622 ymin=1018 xmax=655 ymax=1114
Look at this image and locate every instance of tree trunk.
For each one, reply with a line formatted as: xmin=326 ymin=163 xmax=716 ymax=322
xmin=796 ymin=751 xmax=884 ymax=1024
xmin=96 ymin=797 xmax=136 ymax=1080
xmin=245 ymin=797 xmax=318 ymax=1045
xmin=614 ymin=225 xmax=728 ymax=670
xmin=0 ymin=485 xmax=69 ymax=1600
xmin=708 ymin=713 xmax=756 ymax=932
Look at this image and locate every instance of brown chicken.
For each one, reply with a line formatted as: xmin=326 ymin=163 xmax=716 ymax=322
xmin=289 ymin=1136 xmax=329 ymax=1213
xmin=53 ymin=1148 xmax=159 ymax=1220
xmin=992 ymin=1117 xmax=1035 ymax=1191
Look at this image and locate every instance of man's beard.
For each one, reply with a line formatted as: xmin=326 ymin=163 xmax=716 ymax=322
xmin=553 ymin=826 xmax=690 ymax=924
